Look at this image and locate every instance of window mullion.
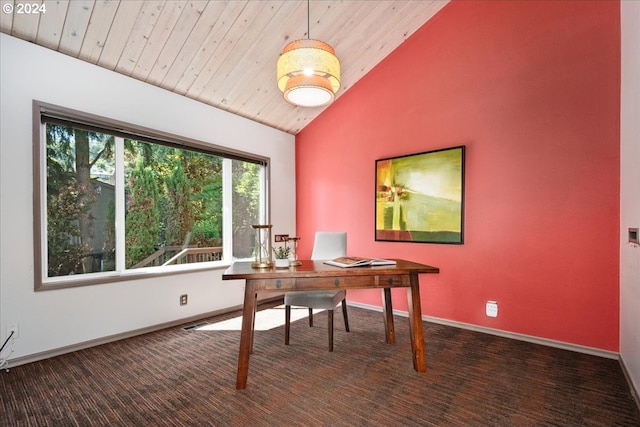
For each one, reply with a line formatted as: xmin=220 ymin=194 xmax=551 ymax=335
xmin=115 ymin=137 xmax=126 ymax=272
xmin=260 ymin=163 xmax=268 ymax=225
xmin=40 ymin=122 xmax=49 ymax=283
xmin=222 ymin=158 xmax=233 ymax=262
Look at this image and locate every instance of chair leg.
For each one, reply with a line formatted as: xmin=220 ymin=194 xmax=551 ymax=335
xmin=285 ymin=305 xmax=291 ymax=345
xmin=308 ymin=308 xmax=314 ymax=327
xmin=342 ymin=299 xmax=350 ymax=332
xmin=328 ymin=309 xmax=334 ymax=352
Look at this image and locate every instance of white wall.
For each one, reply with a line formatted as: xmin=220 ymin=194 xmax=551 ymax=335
xmin=620 ymin=1 xmax=640 ymax=397
xmin=0 ymin=34 xmax=295 ymax=364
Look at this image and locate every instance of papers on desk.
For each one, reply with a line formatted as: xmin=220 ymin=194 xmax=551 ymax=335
xmin=323 ymin=257 xmax=397 ymax=268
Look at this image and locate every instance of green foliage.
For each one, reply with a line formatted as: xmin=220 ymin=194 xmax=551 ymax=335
xmin=191 ymin=218 xmax=220 ymax=247
xmin=46 ymin=124 xmax=112 ymax=276
xmin=232 ymin=161 xmax=260 ymax=227
xmin=46 ymin=125 xmax=76 ymax=195
xmin=165 ymin=161 xmax=194 ymax=246
xmin=232 ymin=161 xmax=261 ymax=258
xmin=125 ymin=159 xmax=160 ymax=267
xmin=47 ymin=181 xmax=96 ymax=276
xmin=187 ymin=153 xmax=223 ymax=248
xmin=102 ymin=200 xmax=116 ymax=271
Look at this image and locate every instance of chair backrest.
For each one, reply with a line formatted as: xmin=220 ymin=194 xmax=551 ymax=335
xmin=311 ymin=231 xmax=347 ymax=260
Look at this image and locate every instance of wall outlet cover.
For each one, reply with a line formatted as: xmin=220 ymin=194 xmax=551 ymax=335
xmin=486 ymin=301 xmax=498 ymax=318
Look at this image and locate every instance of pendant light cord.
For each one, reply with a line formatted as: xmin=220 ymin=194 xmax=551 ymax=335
xmin=307 ymin=0 xmax=310 ymax=40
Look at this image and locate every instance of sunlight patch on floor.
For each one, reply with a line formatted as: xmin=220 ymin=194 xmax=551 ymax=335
xmin=196 ymin=305 xmax=324 ymax=331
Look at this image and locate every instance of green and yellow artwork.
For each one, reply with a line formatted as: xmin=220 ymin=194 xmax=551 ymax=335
xmin=375 ymin=146 xmax=465 ymax=244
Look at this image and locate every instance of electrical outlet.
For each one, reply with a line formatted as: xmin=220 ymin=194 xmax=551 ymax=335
xmin=7 ymin=324 xmax=19 ymax=339
xmin=486 ymin=301 xmax=498 ymax=318
xmin=274 ymin=234 xmax=289 ymax=242
xmin=180 ymin=294 xmax=188 ymax=306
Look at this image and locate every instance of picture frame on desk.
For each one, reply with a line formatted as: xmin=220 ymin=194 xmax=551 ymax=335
xmin=375 ymin=145 xmax=465 ymax=244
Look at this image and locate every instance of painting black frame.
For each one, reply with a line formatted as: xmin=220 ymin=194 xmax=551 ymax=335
xmin=375 ymin=145 xmax=465 ymax=244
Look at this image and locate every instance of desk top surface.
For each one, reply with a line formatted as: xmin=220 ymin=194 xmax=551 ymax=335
xmin=222 ymin=259 xmax=439 ymax=280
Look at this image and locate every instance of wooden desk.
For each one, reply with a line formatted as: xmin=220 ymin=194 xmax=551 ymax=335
xmin=222 ymin=259 xmax=439 ymax=389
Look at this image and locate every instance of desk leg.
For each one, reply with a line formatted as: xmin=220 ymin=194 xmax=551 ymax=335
xmin=381 ymin=288 xmax=396 ymax=344
xmin=407 ymin=274 xmax=426 ymax=373
xmin=236 ymin=280 xmax=257 ymax=390
xmin=250 ymin=291 xmax=257 ymax=354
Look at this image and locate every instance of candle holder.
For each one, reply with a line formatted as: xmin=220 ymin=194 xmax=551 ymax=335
xmin=251 ymin=225 xmax=273 ymax=268
xmin=284 ymin=236 xmax=301 ymax=266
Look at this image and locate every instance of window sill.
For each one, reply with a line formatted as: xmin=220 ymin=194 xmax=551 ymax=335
xmin=36 ymin=261 xmax=234 ymax=291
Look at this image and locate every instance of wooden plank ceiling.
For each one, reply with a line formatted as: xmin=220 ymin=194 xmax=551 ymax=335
xmin=1 ymin=1 xmax=448 ymax=134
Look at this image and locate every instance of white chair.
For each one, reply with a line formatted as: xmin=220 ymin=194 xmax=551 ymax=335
xmin=284 ymin=231 xmax=350 ymax=352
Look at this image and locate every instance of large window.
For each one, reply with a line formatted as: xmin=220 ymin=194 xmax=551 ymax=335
xmin=34 ymin=102 xmax=268 ymax=290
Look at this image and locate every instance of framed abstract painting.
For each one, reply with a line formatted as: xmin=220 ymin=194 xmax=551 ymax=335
xmin=375 ymin=146 xmax=465 ymax=244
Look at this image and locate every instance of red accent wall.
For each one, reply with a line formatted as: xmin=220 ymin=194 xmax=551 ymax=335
xmin=295 ymin=0 xmax=620 ymax=351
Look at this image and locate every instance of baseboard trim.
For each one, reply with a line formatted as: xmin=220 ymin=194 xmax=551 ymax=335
xmin=5 ymin=296 xmax=284 ymax=370
xmin=348 ymin=301 xmax=619 ymax=360
xmin=619 ymin=355 xmax=640 ymax=410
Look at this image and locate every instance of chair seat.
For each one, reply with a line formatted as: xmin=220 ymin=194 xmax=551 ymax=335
xmin=284 ymin=290 xmax=346 ymax=310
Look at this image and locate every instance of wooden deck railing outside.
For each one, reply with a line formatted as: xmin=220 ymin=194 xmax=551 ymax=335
xmin=131 ymin=246 xmax=223 ymax=268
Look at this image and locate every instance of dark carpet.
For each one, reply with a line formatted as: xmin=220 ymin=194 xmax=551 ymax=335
xmin=2 ymin=304 xmax=639 ymax=426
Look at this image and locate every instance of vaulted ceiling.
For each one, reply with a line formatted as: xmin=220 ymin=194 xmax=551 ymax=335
xmin=0 ymin=1 xmax=448 ymax=134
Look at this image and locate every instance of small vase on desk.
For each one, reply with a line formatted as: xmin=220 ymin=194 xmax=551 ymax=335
xmin=274 ymin=258 xmax=289 ymax=268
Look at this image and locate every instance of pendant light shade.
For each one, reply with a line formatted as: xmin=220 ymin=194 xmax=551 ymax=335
xmin=277 ymin=32 xmax=340 ymax=107
xmin=283 ymin=74 xmax=334 ymax=107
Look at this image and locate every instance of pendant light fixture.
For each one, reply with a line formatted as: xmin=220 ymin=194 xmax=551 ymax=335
xmin=277 ymin=0 xmax=341 ymax=107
